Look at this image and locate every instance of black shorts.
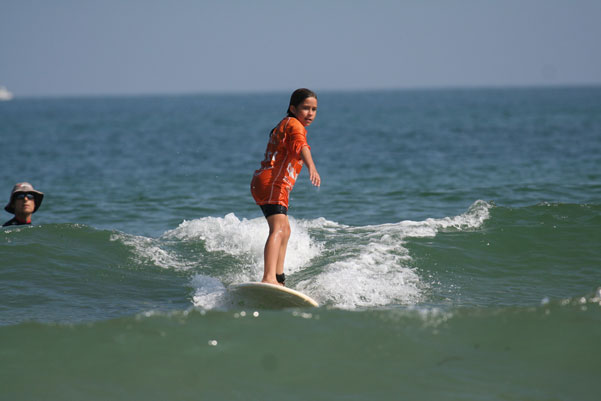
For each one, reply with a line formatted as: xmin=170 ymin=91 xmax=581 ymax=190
xmin=260 ymin=204 xmax=288 ymax=218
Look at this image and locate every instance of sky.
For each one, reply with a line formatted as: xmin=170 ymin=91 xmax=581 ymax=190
xmin=1 ymin=0 xmax=600 ymax=97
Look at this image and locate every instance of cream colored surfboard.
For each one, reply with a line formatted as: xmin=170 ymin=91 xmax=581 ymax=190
xmin=229 ymin=282 xmax=319 ymax=308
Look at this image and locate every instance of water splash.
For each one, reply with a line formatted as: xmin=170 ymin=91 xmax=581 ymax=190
xmin=113 ymin=201 xmax=492 ymax=310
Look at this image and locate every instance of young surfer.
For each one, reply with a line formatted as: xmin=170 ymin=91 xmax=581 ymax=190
xmin=251 ymin=88 xmax=321 ymax=286
xmin=3 ymin=182 xmax=44 ymax=227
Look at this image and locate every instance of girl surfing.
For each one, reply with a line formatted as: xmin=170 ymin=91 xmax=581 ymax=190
xmin=250 ymin=88 xmax=321 ymax=286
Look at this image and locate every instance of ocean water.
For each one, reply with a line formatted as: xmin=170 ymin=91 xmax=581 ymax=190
xmin=1 ymin=87 xmax=600 ymax=400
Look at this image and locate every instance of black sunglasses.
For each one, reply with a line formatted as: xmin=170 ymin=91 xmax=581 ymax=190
xmin=15 ymin=193 xmax=35 ymax=201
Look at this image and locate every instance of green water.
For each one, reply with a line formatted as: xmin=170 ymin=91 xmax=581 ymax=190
xmin=2 ymin=302 xmax=600 ymax=400
xmin=1 ymin=88 xmax=600 ymax=399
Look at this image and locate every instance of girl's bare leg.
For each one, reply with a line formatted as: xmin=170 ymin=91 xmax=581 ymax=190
xmin=262 ymin=214 xmax=291 ymax=285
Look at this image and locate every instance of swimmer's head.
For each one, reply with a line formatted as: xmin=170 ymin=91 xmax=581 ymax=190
xmin=5 ymin=182 xmax=44 ymax=215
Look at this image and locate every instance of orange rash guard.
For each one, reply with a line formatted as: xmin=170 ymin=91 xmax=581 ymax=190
xmin=250 ymin=116 xmax=310 ymax=208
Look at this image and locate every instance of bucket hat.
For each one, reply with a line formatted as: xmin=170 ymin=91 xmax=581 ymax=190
xmin=4 ymin=182 xmax=44 ymax=214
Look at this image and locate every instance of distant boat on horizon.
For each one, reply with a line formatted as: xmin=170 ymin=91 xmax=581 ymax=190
xmin=0 ymin=86 xmax=14 ymax=101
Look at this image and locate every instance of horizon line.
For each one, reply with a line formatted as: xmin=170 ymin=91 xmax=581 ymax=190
xmin=4 ymin=82 xmax=601 ymax=101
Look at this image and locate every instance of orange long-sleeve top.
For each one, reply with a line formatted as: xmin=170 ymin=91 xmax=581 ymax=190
xmin=251 ymin=116 xmax=310 ymax=207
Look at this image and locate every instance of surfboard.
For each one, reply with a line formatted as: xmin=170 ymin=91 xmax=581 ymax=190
xmin=229 ymin=282 xmax=319 ymax=308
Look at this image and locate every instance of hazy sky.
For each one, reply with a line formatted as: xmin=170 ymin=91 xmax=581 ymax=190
xmin=1 ymin=0 xmax=600 ymax=97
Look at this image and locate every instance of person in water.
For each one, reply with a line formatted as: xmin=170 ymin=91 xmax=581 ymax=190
xmin=3 ymin=182 xmax=44 ymax=227
xmin=250 ymin=88 xmax=321 ymax=286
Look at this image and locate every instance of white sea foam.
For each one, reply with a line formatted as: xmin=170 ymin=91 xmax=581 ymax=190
xmin=110 ymin=232 xmax=194 ymax=271
xmin=163 ymin=213 xmax=322 ymax=309
xmin=190 ymin=274 xmax=228 ymax=310
xmin=115 ymin=201 xmax=491 ymax=310
xmin=297 ymin=221 xmax=421 ymax=308
xmin=297 ymin=200 xmax=492 ymax=309
xmin=164 ymin=213 xmax=322 ymax=276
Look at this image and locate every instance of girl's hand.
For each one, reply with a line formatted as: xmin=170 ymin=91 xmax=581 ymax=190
xmin=308 ymin=168 xmax=321 ymax=187
xmin=301 ymin=146 xmax=321 ymax=187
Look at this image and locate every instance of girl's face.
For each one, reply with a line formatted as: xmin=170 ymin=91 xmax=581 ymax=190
xmin=289 ymin=97 xmax=318 ymax=127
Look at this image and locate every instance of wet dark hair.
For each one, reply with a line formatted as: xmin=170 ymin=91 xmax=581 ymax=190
xmin=286 ymin=88 xmax=317 ymax=117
